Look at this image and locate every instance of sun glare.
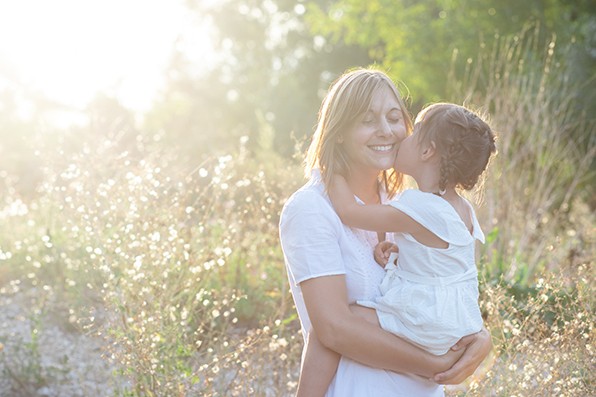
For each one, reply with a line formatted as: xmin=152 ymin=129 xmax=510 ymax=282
xmin=0 ymin=0 xmax=214 ymax=119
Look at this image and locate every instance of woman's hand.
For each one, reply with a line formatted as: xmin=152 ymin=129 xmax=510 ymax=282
xmin=433 ymin=327 xmax=492 ymax=384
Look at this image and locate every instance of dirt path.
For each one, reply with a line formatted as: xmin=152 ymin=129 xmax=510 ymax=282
xmin=0 ymin=288 xmax=120 ymax=396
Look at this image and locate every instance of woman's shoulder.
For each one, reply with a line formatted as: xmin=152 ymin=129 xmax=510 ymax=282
xmin=279 ymin=178 xmax=343 ymax=242
xmin=283 ymin=179 xmax=326 ymax=207
xmin=280 ymin=178 xmax=334 ymax=221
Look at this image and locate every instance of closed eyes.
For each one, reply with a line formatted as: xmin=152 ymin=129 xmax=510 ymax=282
xmin=362 ymin=112 xmax=402 ymax=125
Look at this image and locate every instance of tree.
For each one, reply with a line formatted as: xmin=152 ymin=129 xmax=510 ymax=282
xmin=306 ymin=0 xmax=595 ymax=108
xmin=145 ymin=0 xmax=371 ymax=158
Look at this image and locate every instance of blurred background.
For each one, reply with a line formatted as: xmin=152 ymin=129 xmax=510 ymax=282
xmin=0 ymin=1 xmax=594 ymax=396
xmin=1 ymin=0 xmax=594 ymax=165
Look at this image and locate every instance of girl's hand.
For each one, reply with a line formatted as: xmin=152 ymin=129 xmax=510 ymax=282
xmin=433 ymin=327 xmax=492 ymax=384
xmin=373 ymin=241 xmax=398 ymax=267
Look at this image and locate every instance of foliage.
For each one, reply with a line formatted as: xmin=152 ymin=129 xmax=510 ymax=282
xmin=139 ymin=0 xmax=596 ymax=169
xmin=146 ymin=0 xmax=371 ymax=157
xmin=1 ymin=313 xmax=46 ymax=395
xmin=305 ymin=0 xmax=596 ymax=107
xmin=0 ymin=126 xmax=305 ymax=394
xmin=0 ymin=121 xmax=593 ymax=394
xmin=447 ymin=28 xmax=595 ymax=282
xmin=457 ymin=265 xmax=595 ymax=396
xmin=0 ymin=109 xmax=593 ymax=395
xmin=0 ymin=3 xmax=594 ymax=396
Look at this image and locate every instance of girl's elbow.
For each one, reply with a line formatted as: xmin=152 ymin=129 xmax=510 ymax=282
xmin=333 ymin=208 xmax=347 ymax=221
xmin=336 ymin=214 xmax=349 ymax=226
xmin=336 ymin=212 xmax=355 ymax=227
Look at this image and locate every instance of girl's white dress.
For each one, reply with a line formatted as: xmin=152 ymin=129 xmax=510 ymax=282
xmin=358 ymin=189 xmax=484 ymax=355
xmin=280 ymin=172 xmax=444 ymax=396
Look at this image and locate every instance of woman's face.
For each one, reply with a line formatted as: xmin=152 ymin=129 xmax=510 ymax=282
xmin=343 ymin=84 xmax=407 ymax=175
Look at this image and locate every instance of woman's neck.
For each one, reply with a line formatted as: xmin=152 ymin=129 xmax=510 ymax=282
xmin=345 ymin=169 xmax=381 ymax=205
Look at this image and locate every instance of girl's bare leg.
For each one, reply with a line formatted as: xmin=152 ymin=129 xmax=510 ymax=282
xmin=350 ymin=304 xmax=380 ymax=326
xmin=296 ymin=331 xmax=341 ymax=397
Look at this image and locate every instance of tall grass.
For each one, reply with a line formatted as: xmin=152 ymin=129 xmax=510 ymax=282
xmin=0 ymin=29 xmax=594 ymax=396
xmin=443 ymin=28 xmax=595 ymax=396
xmin=448 ymin=27 xmax=595 ymax=284
xmin=0 ymin=133 xmax=304 ymax=395
xmin=465 ymin=266 xmax=594 ymax=396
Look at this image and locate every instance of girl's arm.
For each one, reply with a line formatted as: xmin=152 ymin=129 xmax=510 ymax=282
xmin=374 ymin=241 xmax=398 ymax=267
xmin=328 ymin=174 xmax=422 ymax=234
xmin=296 ymin=331 xmax=340 ymax=397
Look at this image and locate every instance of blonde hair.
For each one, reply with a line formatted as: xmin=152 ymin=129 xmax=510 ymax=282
xmin=414 ymin=103 xmax=497 ymax=192
xmin=305 ymin=68 xmax=413 ymax=197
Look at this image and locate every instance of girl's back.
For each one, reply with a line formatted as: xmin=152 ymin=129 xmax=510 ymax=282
xmin=389 ymin=189 xmax=483 ymax=278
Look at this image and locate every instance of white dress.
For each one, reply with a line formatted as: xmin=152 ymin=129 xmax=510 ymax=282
xmin=280 ymin=172 xmax=443 ymax=397
xmin=359 ymin=189 xmax=484 ymax=355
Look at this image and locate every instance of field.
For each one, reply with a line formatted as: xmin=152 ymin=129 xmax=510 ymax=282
xmin=0 ymin=38 xmax=594 ymax=397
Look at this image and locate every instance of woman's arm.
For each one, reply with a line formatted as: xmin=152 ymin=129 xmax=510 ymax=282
xmin=300 ymin=275 xmax=462 ymax=377
xmin=328 ymin=174 xmax=422 ymax=234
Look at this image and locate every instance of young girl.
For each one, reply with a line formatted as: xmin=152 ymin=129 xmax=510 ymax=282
xmin=297 ymin=102 xmax=496 ymax=396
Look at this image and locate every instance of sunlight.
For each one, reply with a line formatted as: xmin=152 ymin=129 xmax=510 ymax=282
xmin=0 ymin=0 xmax=214 ymax=116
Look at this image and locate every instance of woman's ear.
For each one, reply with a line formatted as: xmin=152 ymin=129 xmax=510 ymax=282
xmin=420 ymin=141 xmax=437 ymax=161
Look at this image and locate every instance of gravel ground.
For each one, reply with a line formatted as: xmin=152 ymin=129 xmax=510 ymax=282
xmin=0 ymin=289 xmax=120 ymax=397
xmin=0 ymin=288 xmax=485 ymax=397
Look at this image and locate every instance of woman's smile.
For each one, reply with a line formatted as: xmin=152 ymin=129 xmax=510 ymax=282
xmin=368 ymin=144 xmax=396 ymax=153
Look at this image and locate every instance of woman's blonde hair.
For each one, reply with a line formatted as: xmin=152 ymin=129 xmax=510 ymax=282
xmin=305 ymin=68 xmax=413 ymax=197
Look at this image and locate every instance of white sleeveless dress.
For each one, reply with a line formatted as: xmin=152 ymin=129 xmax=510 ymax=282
xmin=358 ymin=189 xmax=485 ymax=355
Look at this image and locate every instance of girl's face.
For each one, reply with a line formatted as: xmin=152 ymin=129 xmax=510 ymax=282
xmin=343 ymin=84 xmax=407 ymax=175
xmin=394 ymin=123 xmax=421 ymax=176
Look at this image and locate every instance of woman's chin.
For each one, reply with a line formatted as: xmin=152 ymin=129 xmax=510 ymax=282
xmin=377 ymin=157 xmax=398 ymax=171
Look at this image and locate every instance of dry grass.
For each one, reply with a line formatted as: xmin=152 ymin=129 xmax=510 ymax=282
xmin=0 ymin=29 xmax=594 ymax=396
xmin=449 ymin=26 xmax=595 ymax=283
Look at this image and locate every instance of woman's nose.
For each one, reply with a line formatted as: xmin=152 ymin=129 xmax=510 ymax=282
xmin=378 ymin=119 xmax=392 ymax=137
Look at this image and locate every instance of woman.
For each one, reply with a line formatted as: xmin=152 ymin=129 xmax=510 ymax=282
xmin=279 ymin=68 xmax=491 ymax=396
